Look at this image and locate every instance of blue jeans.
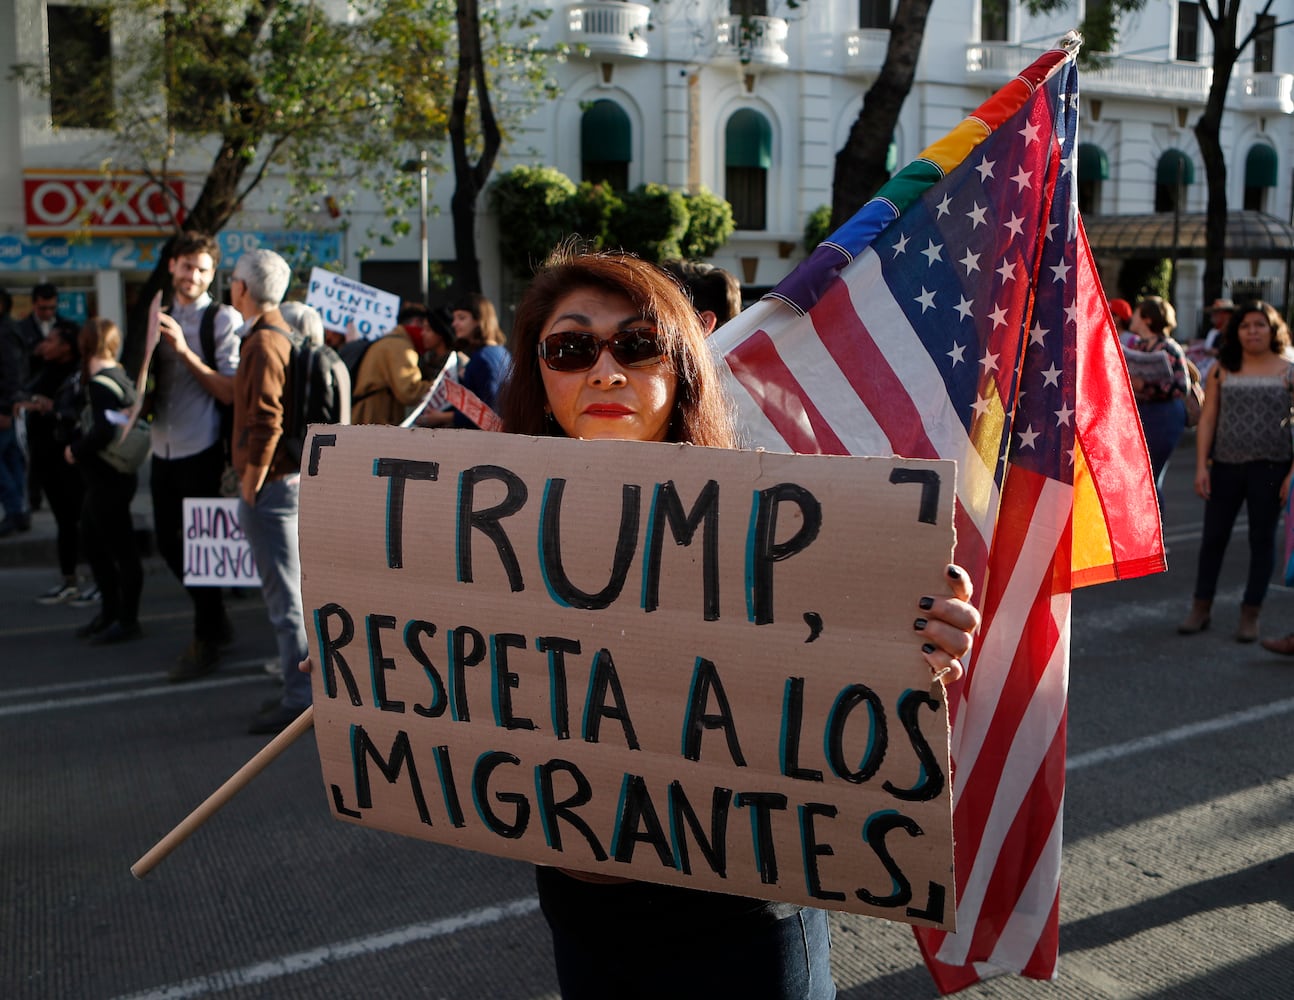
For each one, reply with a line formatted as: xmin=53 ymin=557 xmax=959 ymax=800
xmin=1194 ymin=459 xmax=1288 ymax=607
xmin=0 ymin=424 xmax=25 ymax=519
xmin=239 ymin=476 xmax=311 ymax=710
xmin=1137 ymin=398 xmax=1185 ymax=512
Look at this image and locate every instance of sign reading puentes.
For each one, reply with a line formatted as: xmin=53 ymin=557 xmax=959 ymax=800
xmin=299 ymin=425 xmax=959 ymax=928
xmin=305 ymin=268 xmax=400 ymax=338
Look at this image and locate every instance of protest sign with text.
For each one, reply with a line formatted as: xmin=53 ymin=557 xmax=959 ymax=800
xmin=305 ymin=268 xmax=400 ymax=338
xmin=299 ymin=425 xmax=958 ymax=928
xmin=182 ymin=498 xmax=261 ymax=587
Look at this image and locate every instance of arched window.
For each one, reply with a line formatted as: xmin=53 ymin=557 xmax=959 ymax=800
xmin=1244 ymin=144 xmax=1277 ymax=213
xmin=725 ymin=109 xmax=772 ymax=231
xmin=581 ymin=100 xmax=632 ymax=192
xmin=1154 ymin=149 xmax=1194 ymax=213
xmin=1077 ymin=142 xmax=1108 ymax=216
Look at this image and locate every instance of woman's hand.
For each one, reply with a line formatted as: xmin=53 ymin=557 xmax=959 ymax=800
xmin=298 ymin=657 xmax=314 ymax=674
xmin=63 ymin=445 xmax=75 ymax=465
xmin=1195 ymin=465 xmax=1211 ymax=500
xmin=917 ymin=564 xmax=980 ymax=684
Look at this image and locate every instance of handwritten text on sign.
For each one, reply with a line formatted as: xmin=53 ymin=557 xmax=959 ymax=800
xmin=305 ymin=268 xmax=400 ymax=338
xmin=299 ymin=426 xmax=957 ymax=928
xmin=181 ymin=498 xmax=261 ymax=587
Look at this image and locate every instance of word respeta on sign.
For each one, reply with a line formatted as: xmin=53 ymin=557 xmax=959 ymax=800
xmin=299 ymin=426 xmax=958 ymax=929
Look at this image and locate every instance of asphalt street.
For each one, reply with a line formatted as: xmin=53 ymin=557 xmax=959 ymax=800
xmin=2 ymin=435 xmax=1292 ymax=999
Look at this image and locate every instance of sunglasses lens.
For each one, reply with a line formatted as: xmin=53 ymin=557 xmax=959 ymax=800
xmin=610 ymin=330 xmax=664 ymax=368
xmin=541 ymin=332 xmax=600 ymax=372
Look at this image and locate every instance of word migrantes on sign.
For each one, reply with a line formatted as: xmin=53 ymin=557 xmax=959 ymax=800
xmin=298 ymin=425 xmax=959 ymax=929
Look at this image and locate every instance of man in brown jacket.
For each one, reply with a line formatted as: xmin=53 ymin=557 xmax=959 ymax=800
xmin=229 ymin=249 xmax=311 ymax=735
xmin=351 ymin=304 xmax=443 ymax=425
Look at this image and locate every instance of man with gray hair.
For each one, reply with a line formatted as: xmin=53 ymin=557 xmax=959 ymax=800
xmin=229 ymin=249 xmax=312 ymax=735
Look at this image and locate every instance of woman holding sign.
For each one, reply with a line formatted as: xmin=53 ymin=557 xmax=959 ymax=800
xmin=496 ymin=249 xmax=980 ymax=1000
xmin=1125 ymin=296 xmax=1189 ymax=513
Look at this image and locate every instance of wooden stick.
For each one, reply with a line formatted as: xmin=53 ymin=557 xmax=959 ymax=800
xmin=131 ymin=706 xmax=315 ymax=879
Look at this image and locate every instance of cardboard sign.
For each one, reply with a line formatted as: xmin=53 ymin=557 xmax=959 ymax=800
xmin=181 ymin=498 xmax=261 ymax=587
xmin=299 ymin=425 xmax=958 ymax=928
xmin=305 ymin=268 xmax=400 ymax=338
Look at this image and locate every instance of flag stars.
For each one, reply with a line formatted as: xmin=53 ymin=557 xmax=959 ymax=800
xmin=922 ymin=239 xmax=944 ymax=266
xmin=936 ymin=194 xmax=953 ymax=218
xmin=1011 ymin=165 xmax=1033 ymax=192
xmin=915 ymin=287 xmax=937 ymax=312
xmin=1044 ymin=219 xmax=1059 ymax=242
xmin=1004 ymin=212 xmax=1025 ymax=238
xmin=1019 ymin=120 xmax=1041 ymax=145
xmin=948 ymin=341 xmax=967 ymax=366
xmin=1029 ymin=323 xmax=1049 ymax=345
xmin=1017 ymin=424 xmax=1039 ymax=450
xmin=988 ymin=304 xmax=1009 ymax=328
xmin=1054 ymin=402 xmax=1074 ymax=427
xmin=976 ymin=157 xmax=996 ymax=182
xmin=955 ymin=296 xmax=975 ymax=320
xmin=960 ymin=248 xmax=981 ymax=274
xmin=1050 ymin=260 xmax=1072 ymax=283
xmin=966 ymin=202 xmax=988 ymax=228
xmin=971 ymin=394 xmax=993 ymax=418
xmin=980 ymin=349 xmax=1000 ymax=373
xmin=996 ymin=258 xmax=1016 ymax=283
xmin=1041 ymin=363 xmax=1062 ymax=387
xmin=893 ymin=232 xmax=910 ymax=257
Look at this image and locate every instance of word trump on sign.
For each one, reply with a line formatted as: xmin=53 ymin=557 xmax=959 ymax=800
xmin=182 ymin=498 xmax=261 ymax=587
xmin=300 ymin=425 xmax=959 ymax=928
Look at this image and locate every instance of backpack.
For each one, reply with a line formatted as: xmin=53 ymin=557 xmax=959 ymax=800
xmin=192 ymin=302 xmax=234 ymax=459
xmin=1183 ymin=357 xmax=1205 ymax=428
xmin=274 ymin=325 xmax=352 ymax=468
xmin=337 ymin=337 xmax=381 ymax=405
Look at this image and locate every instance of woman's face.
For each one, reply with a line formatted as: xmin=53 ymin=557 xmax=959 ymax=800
xmin=1236 ymin=310 xmax=1274 ymax=355
xmin=538 ymin=287 xmax=677 ymax=443
xmin=1130 ymin=309 xmax=1151 ymax=337
xmin=451 ymin=309 xmax=478 ymax=346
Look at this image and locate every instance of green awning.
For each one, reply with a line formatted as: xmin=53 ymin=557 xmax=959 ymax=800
xmin=581 ymin=100 xmax=631 ymax=163
xmin=726 ymin=109 xmax=772 ymax=169
xmin=1156 ymin=149 xmax=1195 ymax=185
xmin=1246 ymin=144 xmax=1278 ymax=188
xmin=1078 ymin=142 xmax=1109 ymax=181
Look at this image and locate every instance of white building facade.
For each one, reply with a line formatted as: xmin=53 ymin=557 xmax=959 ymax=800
xmin=2 ymin=0 xmax=1291 ymax=329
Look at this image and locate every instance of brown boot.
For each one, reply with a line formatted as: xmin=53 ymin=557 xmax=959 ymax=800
xmin=1260 ymin=633 xmax=1294 ymax=655
xmin=1177 ymin=599 xmax=1212 ymax=634
xmin=1237 ymin=604 xmax=1261 ymax=643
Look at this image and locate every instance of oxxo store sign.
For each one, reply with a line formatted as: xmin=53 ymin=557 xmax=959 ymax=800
xmin=24 ymin=170 xmax=185 ymax=237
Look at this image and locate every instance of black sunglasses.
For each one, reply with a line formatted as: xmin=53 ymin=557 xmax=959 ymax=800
xmin=538 ymin=329 xmax=665 ymax=373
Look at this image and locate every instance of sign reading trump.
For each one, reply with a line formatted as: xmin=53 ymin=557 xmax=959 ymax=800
xmin=299 ymin=425 xmax=959 ymax=928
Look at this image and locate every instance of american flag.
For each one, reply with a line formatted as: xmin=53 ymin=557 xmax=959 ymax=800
xmin=709 ymin=42 xmax=1165 ymax=991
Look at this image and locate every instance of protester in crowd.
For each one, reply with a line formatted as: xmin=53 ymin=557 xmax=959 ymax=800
xmin=450 ymin=293 xmax=510 ymax=427
xmin=350 ymin=303 xmax=439 ymax=426
xmin=0 ymin=287 xmax=31 ymax=537
xmin=65 ymin=318 xmax=143 ymax=644
xmin=1125 ymin=296 xmax=1188 ymax=512
xmin=661 ymin=259 xmax=743 ymax=334
xmin=413 ymin=307 xmax=461 ymax=429
xmin=492 ymin=249 xmax=980 ymax=999
xmin=1107 ymin=298 xmax=1135 ymax=347
xmin=16 ymin=284 xmax=63 ymax=512
xmin=1179 ymin=301 xmax=1294 ymax=642
xmin=22 ymin=320 xmax=86 ymax=604
xmin=230 ymin=249 xmax=312 ymax=735
xmin=151 ymin=232 xmax=243 ymax=682
xmin=1185 ymin=297 xmax=1235 ymax=378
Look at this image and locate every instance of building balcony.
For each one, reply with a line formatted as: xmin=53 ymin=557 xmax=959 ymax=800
xmin=566 ymin=2 xmax=651 ymax=60
xmin=1239 ymin=73 xmax=1294 ymax=114
xmin=714 ymin=15 xmax=790 ymax=69
xmin=842 ymin=28 xmax=889 ymax=76
xmin=966 ymin=43 xmax=1212 ymax=103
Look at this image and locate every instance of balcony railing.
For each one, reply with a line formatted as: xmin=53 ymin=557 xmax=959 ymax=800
xmin=714 ymin=15 xmax=790 ymax=68
xmin=842 ymin=28 xmax=889 ymax=76
xmin=1240 ymin=73 xmax=1294 ymax=113
xmin=566 ymin=2 xmax=651 ymax=59
xmin=966 ymin=43 xmax=1212 ymax=102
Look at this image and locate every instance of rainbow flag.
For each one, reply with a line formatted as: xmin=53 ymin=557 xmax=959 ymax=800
xmin=710 ymin=40 xmax=1165 ymax=991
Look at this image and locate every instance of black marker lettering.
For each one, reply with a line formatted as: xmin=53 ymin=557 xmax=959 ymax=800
xmin=374 ymin=458 xmax=439 ymax=569
xmin=457 ymin=465 xmax=527 ymax=591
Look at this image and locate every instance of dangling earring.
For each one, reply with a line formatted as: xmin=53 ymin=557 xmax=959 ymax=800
xmin=545 ymin=412 xmax=562 ymax=436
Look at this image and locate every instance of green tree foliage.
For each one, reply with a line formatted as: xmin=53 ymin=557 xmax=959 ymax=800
xmin=1118 ymin=258 xmax=1172 ymax=302
xmin=490 ymin=165 xmax=579 ymax=278
xmin=803 ymin=204 xmax=832 ymax=253
xmin=611 ymin=183 xmax=689 ymax=262
xmin=680 ymin=188 xmax=735 ymax=260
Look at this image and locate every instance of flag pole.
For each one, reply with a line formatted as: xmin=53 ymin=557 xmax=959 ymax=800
xmin=130 ymin=706 xmax=315 ymax=879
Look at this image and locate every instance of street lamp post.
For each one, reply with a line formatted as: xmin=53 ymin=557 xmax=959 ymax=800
xmin=403 ymin=150 xmax=430 ymax=305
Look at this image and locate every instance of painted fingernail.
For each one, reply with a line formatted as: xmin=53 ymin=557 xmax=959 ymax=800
xmin=919 ymin=596 xmax=934 ymax=610
xmin=947 ymin=565 xmax=962 ymax=580
xmin=921 ymin=642 xmax=937 ymax=654
xmin=914 ymin=618 xmax=928 ymax=631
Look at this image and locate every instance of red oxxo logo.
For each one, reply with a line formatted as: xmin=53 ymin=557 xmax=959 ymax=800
xmin=23 ymin=172 xmax=185 ymax=236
